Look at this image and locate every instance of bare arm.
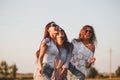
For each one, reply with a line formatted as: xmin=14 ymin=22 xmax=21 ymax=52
xmin=86 ymin=44 xmax=95 ymax=68
xmin=37 ymin=40 xmax=47 ymax=76
xmin=60 ymin=67 xmax=67 ymax=79
xmin=86 ymin=57 xmax=96 ymax=68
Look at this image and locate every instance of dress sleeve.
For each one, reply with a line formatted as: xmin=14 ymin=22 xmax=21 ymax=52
xmin=41 ymin=38 xmax=51 ymax=47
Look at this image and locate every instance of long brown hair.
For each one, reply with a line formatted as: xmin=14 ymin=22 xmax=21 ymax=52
xmin=36 ymin=21 xmax=56 ymax=59
xmin=58 ymin=28 xmax=73 ymax=54
xmin=43 ymin=21 xmax=55 ymax=39
xmin=76 ymin=25 xmax=97 ymax=45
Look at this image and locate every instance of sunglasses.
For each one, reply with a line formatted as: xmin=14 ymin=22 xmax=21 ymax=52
xmin=57 ymin=36 xmax=65 ymax=40
xmin=52 ymin=24 xmax=59 ymax=27
xmin=85 ymin=30 xmax=92 ymax=33
xmin=59 ymin=29 xmax=64 ymax=32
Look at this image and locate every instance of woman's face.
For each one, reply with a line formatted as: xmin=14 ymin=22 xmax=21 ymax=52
xmin=48 ymin=23 xmax=59 ymax=37
xmin=82 ymin=27 xmax=93 ymax=40
xmin=56 ymin=30 xmax=65 ymax=46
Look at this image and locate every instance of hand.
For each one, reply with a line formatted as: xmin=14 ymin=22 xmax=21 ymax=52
xmin=56 ymin=74 xmax=62 ymax=80
xmin=38 ymin=69 xmax=43 ymax=77
xmin=90 ymin=57 xmax=96 ymax=63
xmin=59 ymin=74 xmax=63 ymax=80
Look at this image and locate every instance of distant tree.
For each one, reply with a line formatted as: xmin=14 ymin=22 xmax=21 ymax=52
xmin=0 ymin=61 xmax=18 ymax=79
xmin=9 ymin=64 xmax=18 ymax=79
xmin=0 ymin=61 xmax=9 ymax=78
xmin=87 ymin=66 xmax=98 ymax=78
xmin=115 ymin=66 xmax=120 ymax=77
xmin=0 ymin=66 xmax=2 ymax=74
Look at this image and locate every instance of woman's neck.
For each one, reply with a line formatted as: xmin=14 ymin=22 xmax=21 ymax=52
xmin=82 ymin=39 xmax=90 ymax=45
xmin=50 ymin=34 xmax=56 ymax=40
xmin=57 ymin=44 xmax=64 ymax=48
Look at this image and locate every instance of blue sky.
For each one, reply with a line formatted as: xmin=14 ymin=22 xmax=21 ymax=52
xmin=0 ymin=0 xmax=120 ymax=73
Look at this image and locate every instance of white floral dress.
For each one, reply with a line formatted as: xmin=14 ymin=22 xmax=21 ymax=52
xmin=70 ymin=39 xmax=94 ymax=76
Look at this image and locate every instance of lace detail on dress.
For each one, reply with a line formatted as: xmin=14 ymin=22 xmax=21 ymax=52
xmin=70 ymin=40 xmax=94 ymax=76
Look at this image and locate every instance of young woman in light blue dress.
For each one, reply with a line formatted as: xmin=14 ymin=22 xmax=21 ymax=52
xmin=34 ymin=21 xmax=59 ymax=80
xmin=51 ymin=28 xmax=73 ymax=80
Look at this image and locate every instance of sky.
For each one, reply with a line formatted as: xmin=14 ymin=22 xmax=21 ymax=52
xmin=0 ymin=0 xmax=120 ymax=73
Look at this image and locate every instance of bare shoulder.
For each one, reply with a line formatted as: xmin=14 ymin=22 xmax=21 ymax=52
xmin=87 ymin=44 xmax=95 ymax=53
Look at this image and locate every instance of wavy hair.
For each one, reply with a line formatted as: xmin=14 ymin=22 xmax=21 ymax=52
xmin=76 ymin=25 xmax=97 ymax=45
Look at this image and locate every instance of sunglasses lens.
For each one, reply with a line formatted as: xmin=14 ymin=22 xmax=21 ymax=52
xmin=52 ymin=24 xmax=56 ymax=27
xmin=85 ymin=30 xmax=92 ymax=33
xmin=52 ymin=24 xmax=59 ymax=28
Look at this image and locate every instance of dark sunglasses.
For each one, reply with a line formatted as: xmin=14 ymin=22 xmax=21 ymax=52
xmin=52 ymin=24 xmax=59 ymax=27
xmin=58 ymin=36 xmax=65 ymax=40
xmin=59 ymin=29 xmax=64 ymax=32
xmin=85 ymin=30 xmax=92 ymax=33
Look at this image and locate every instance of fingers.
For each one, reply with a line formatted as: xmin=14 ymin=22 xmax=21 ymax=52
xmin=38 ymin=70 xmax=43 ymax=77
xmin=90 ymin=57 xmax=96 ymax=63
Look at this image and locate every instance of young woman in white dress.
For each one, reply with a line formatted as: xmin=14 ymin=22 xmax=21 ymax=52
xmin=67 ymin=25 xmax=97 ymax=80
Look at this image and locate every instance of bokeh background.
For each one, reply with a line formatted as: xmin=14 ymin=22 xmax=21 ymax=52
xmin=0 ymin=0 xmax=120 ymax=73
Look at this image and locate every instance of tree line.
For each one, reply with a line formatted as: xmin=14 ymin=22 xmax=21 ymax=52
xmin=87 ymin=66 xmax=120 ymax=78
xmin=0 ymin=61 xmax=17 ymax=79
